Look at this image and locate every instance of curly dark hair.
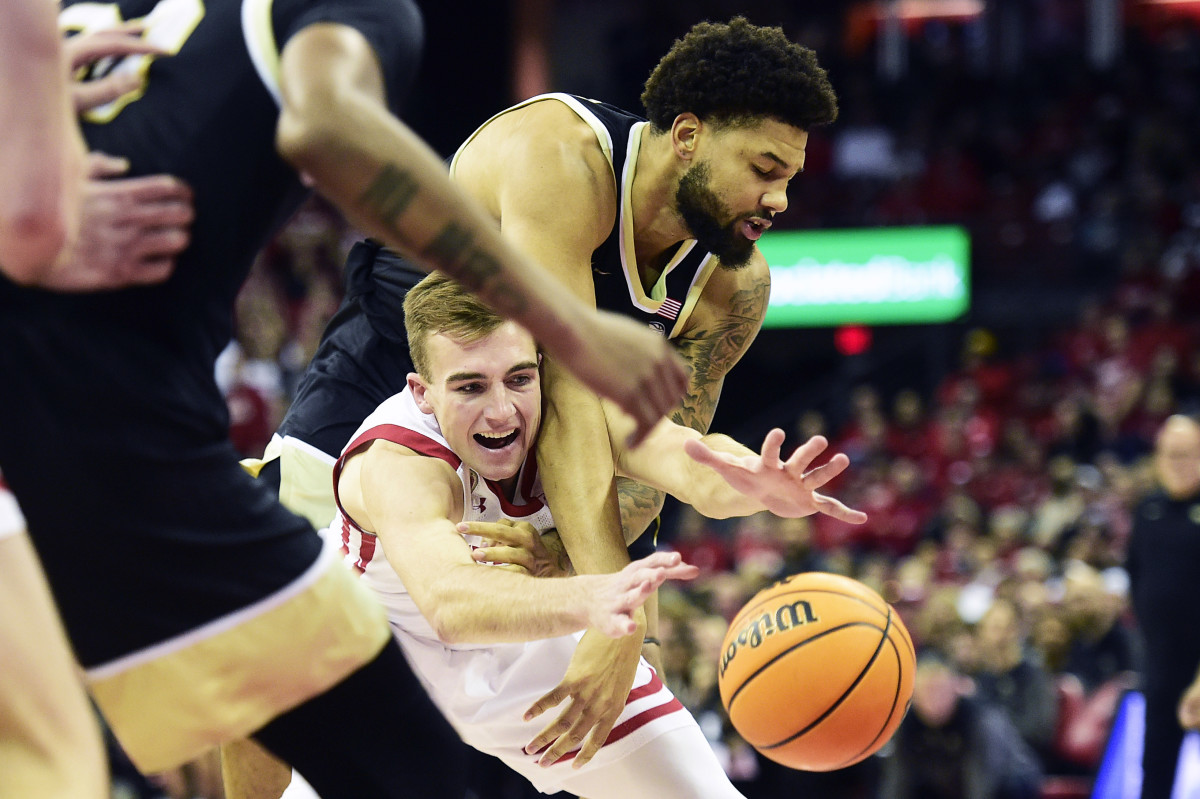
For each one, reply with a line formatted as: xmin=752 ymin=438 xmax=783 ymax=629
xmin=640 ymin=17 xmax=838 ymax=133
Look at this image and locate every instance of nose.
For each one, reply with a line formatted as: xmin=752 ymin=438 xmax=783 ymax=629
xmin=762 ymin=185 xmax=788 ymax=215
xmin=483 ymin=385 xmax=516 ymax=422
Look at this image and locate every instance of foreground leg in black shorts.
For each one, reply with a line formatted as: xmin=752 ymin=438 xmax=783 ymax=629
xmin=253 ymin=639 xmax=469 ymax=799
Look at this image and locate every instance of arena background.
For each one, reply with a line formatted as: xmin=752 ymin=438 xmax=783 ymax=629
xmin=186 ymin=2 xmax=1200 ymax=798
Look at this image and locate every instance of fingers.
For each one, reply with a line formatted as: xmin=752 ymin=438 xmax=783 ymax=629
xmin=682 ymin=437 xmax=738 ymax=470
xmin=623 ymin=345 xmax=687 ymax=448
xmin=66 ymin=25 xmax=166 ymax=70
xmin=524 ymin=685 xmax=568 ymax=724
xmin=623 ymin=397 xmax=662 ymax=449
xmin=784 ymin=434 xmax=829 ymax=472
xmin=471 ymin=545 xmax=532 ymax=572
xmin=123 ymin=174 xmax=194 ymax=208
xmin=456 ymin=519 xmax=534 ymax=547
xmin=84 ymin=151 xmax=130 ymax=179
xmin=793 ymin=452 xmax=851 ymax=490
xmin=130 ymin=226 xmax=190 ymax=261
xmin=524 ymin=701 xmax=616 ymax=768
xmin=72 ymin=72 xmax=142 ymax=112
xmin=812 ymin=493 xmax=869 ymax=524
xmin=760 ymin=427 xmax=786 ymax=469
xmin=571 ymin=723 xmax=611 ymax=768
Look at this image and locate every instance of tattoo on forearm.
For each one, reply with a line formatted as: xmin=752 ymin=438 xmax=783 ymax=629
xmin=359 ymin=164 xmax=419 ymax=245
xmin=617 ymin=478 xmax=665 ymax=544
xmin=421 ymin=222 xmax=527 ymax=316
xmin=674 ymin=283 xmax=767 ymax=433
xmin=360 ymin=164 xmax=529 ymax=316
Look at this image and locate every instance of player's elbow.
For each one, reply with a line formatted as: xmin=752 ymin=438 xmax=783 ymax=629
xmin=424 ymin=604 xmax=470 ymax=645
xmin=275 ymin=108 xmax=339 ymax=178
xmin=412 ymin=583 xmax=473 ymax=645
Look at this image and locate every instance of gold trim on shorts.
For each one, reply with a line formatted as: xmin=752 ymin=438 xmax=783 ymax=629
xmin=241 ymin=434 xmax=338 ymax=530
xmin=87 ymin=545 xmax=389 ymax=774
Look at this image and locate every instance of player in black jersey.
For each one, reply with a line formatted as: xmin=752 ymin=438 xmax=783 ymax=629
xmin=241 ymin=16 xmax=849 ymax=789
xmin=0 ymin=1 xmax=690 ymax=797
xmin=0 ymin=13 xmax=197 ymax=798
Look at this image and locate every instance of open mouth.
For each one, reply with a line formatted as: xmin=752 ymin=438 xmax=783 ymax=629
xmin=740 ymin=218 xmax=771 ymax=241
xmin=474 ymin=429 xmax=519 ymax=450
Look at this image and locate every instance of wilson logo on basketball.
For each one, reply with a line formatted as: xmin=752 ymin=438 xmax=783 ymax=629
xmin=720 ymin=600 xmax=817 ymax=676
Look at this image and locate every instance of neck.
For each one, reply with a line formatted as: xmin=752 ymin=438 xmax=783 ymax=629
xmin=630 ymin=128 xmax=691 ymax=276
xmin=496 ymin=473 xmax=518 ymax=500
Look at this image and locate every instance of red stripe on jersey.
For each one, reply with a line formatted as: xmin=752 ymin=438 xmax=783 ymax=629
xmin=354 ymin=529 xmax=377 ymax=574
xmin=332 ymin=423 xmax=462 ymax=536
xmin=626 ymin=669 xmax=665 ymax=702
xmin=553 ymin=697 xmax=686 ymax=764
xmin=482 ymin=477 xmax=545 ymax=516
xmin=343 ymin=424 xmax=461 ymax=470
xmin=549 ymin=669 xmax=683 ymax=764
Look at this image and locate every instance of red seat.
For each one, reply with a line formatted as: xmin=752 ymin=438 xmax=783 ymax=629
xmin=1054 ymin=673 xmax=1136 ymax=769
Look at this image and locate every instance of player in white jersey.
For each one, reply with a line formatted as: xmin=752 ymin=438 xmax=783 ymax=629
xmin=305 ymin=272 xmax=863 ymax=799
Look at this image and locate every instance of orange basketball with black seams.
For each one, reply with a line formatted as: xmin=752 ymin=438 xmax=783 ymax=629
xmin=717 ymin=572 xmax=915 ymax=772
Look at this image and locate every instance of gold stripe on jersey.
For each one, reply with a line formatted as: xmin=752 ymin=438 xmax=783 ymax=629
xmin=667 ymin=254 xmax=717 ymax=339
xmin=87 ymin=548 xmax=389 ymax=774
xmin=449 ymin=93 xmax=615 ymax=181
xmin=242 ymin=0 xmax=282 ymax=105
xmin=615 ymin=122 xmax=717 ymax=337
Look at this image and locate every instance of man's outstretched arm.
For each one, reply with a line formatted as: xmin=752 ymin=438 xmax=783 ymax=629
xmin=274 ymin=23 xmax=686 ymax=440
xmin=349 ymin=440 xmax=698 ymax=643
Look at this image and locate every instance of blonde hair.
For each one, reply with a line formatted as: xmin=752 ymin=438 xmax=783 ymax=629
xmin=403 ymin=272 xmax=505 ymax=379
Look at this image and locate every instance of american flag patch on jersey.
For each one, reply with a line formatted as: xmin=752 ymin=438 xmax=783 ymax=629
xmin=656 ymin=297 xmax=683 ymax=320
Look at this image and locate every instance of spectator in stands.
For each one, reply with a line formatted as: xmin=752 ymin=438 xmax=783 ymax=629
xmin=971 ymin=597 xmax=1058 ymax=765
xmin=1059 ymin=561 xmax=1139 ymax=692
xmin=878 ymin=652 xmax=1042 ymax=799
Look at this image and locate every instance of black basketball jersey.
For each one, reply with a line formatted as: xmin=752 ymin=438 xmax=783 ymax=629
xmin=0 ymin=0 xmax=422 ymax=463
xmin=452 ymin=93 xmax=719 ymax=339
xmin=277 ymin=239 xmax=425 ymax=458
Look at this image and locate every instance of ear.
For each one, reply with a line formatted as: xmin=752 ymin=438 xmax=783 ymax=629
xmin=670 ymin=113 xmax=702 ymax=161
xmin=408 ymin=372 xmax=436 ymax=415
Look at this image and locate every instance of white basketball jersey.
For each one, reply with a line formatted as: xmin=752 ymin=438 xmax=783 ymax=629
xmin=330 ymin=387 xmax=553 ymax=647
xmin=325 ymin=388 xmax=692 ymax=793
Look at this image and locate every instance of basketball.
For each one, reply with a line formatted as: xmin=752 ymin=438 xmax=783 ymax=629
xmin=717 ymin=572 xmax=916 ymax=772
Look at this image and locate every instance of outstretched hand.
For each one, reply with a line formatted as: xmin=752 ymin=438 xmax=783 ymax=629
xmin=684 ymin=429 xmax=868 ymax=524
xmin=586 ymin=552 xmax=698 ymax=638
xmin=521 ymin=552 xmax=695 ymax=770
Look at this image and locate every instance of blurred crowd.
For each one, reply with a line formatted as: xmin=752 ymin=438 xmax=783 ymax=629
xmin=195 ymin=5 xmax=1200 ymax=799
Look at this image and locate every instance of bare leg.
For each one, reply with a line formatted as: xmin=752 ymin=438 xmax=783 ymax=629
xmin=0 ymin=531 xmax=107 ymax=799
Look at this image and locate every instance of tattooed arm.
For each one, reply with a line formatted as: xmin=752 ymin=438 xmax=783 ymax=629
xmin=618 ymin=264 xmax=772 ymax=540
xmin=273 ymin=23 xmax=686 ymax=440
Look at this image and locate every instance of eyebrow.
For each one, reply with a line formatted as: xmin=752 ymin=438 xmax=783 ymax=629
xmin=444 ymin=361 xmax=539 ymax=384
xmin=761 ymin=151 xmax=803 ymax=174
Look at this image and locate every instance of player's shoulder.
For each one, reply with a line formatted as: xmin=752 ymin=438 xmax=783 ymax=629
xmin=478 ymin=97 xmax=610 ymax=170
xmin=705 ymin=249 xmax=771 ymax=305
